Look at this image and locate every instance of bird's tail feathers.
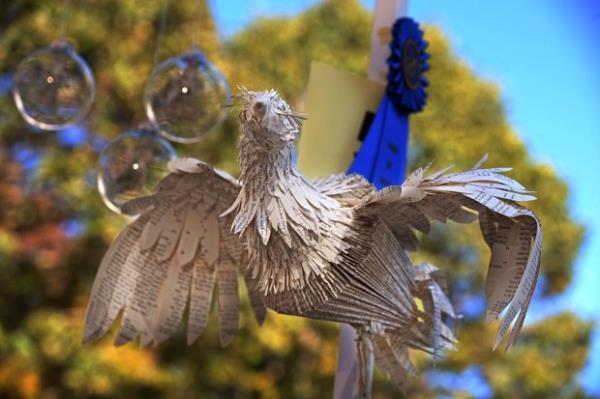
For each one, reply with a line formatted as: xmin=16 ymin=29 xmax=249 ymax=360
xmin=357 ymin=262 xmax=458 ymax=393
xmin=411 ymin=262 xmax=458 ymax=357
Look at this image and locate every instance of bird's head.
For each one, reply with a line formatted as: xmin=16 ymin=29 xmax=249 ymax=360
xmin=235 ymin=87 xmax=304 ymax=145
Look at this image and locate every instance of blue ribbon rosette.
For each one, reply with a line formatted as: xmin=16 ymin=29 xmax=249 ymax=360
xmin=387 ymin=17 xmax=430 ymax=114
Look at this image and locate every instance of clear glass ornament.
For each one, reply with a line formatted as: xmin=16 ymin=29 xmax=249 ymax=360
xmin=97 ymin=125 xmax=176 ymax=214
xmin=13 ymin=41 xmax=95 ymax=130
xmin=144 ymin=50 xmax=230 ymax=143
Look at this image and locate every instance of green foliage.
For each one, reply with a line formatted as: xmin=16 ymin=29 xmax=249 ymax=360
xmin=0 ymin=0 xmax=591 ymax=398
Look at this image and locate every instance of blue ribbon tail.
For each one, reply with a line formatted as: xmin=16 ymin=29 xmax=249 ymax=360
xmin=347 ymin=94 xmax=408 ymax=188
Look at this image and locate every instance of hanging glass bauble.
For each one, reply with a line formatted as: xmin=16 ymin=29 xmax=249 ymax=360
xmin=13 ymin=41 xmax=95 ymax=130
xmin=144 ymin=50 xmax=229 ymax=143
xmin=97 ymin=125 xmax=176 ymax=214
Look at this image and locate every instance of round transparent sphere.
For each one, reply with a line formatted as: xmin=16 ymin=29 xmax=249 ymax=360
xmin=13 ymin=41 xmax=95 ymax=130
xmin=144 ymin=50 xmax=230 ymax=143
xmin=97 ymin=126 xmax=176 ymax=214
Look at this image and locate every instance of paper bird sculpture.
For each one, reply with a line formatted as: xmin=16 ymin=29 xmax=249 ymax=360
xmin=83 ymin=88 xmax=541 ymax=397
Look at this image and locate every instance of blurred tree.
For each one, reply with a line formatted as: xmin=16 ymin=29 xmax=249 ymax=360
xmin=0 ymin=0 xmax=592 ymax=398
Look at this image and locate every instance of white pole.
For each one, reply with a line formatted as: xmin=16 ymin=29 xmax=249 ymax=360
xmin=332 ymin=1 xmax=408 ymax=398
xmin=367 ymin=0 xmax=408 ymax=84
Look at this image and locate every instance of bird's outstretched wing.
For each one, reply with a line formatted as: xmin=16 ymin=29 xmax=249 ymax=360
xmin=358 ymin=157 xmax=541 ymax=350
xmin=83 ymin=158 xmax=266 ymax=348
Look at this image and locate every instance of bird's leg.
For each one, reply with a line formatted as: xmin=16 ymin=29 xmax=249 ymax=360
xmin=356 ymin=326 xmax=375 ymax=399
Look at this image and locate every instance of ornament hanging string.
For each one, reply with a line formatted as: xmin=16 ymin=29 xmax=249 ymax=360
xmin=147 ymin=0 xmax=174 ymax=165
xmin=59 ymin=0 xmax=71 ymax=40
xmin=192 ymin=0 xmax=208 ymax=49
xmin=152 ymin=0 xmax=172 ymax=68
xmin=145 ymin=0 xmax=174 ymax=174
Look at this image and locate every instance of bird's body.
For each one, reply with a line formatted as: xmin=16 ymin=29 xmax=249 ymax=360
xmin=225 ymin=91 xmax=427 ymax=356
xmin=83 ymin=89 xmax=541 ymax=396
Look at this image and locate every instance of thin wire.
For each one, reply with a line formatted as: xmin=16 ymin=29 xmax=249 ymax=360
xmin=59 ymin=0 xmax=71 ymax=40
xmin=152 ymin=0 xmax=172 ymax=67
xmin=192 ymin=0 xmax=207 ymax=49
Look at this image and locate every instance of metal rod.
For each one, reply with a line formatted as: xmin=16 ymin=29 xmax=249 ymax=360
xmin=332 ymin=1 xmax=408 ymax=398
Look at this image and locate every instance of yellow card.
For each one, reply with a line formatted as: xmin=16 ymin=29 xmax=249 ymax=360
xmin=297 ymin=62 xmax=384 ymax=178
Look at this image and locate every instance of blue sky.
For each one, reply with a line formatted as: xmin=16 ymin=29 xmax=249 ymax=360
xmin=211 ymin=0 xmax=600 ymax=394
